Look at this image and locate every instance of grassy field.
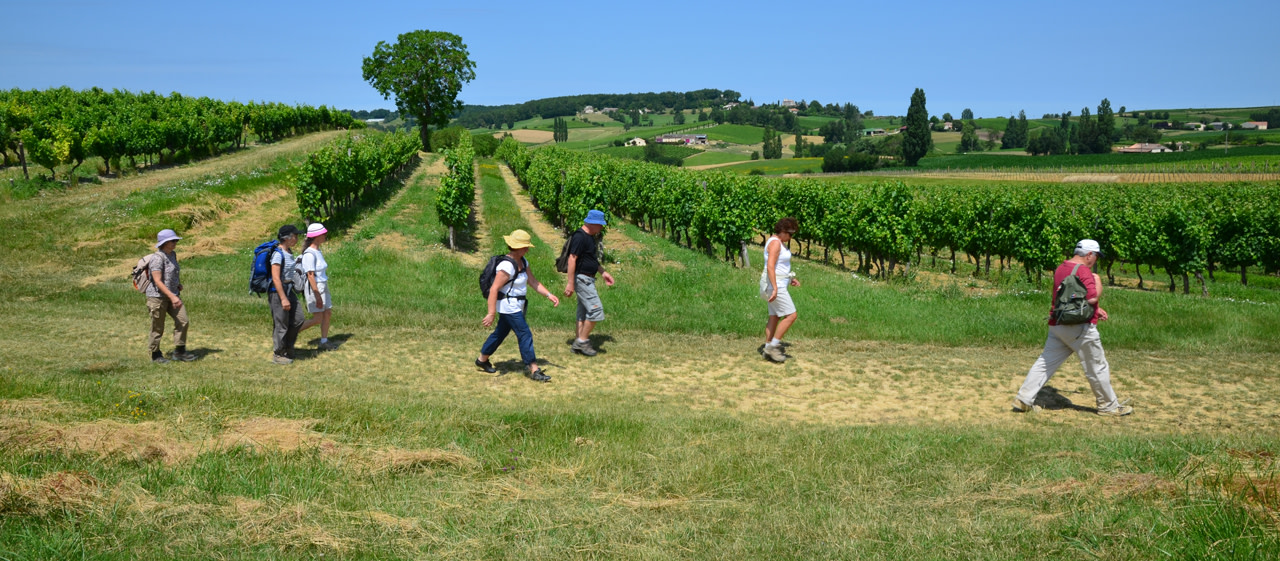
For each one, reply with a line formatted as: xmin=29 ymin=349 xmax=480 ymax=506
xmin=719 ymin=157 xmax=825 ymax=175
xmin=684 ymin=150 xmax=752 ymax=166
xmin=703 ymin=124 xmax=768 ymax=146
xmin=2 ymin=139 xmax=1279 ymax=559
xmin=595 ymin=144 xmax=701 ymax=161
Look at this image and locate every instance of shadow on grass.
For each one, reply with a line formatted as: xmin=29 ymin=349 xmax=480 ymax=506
xmin=186 ymin=347 xmax=223 ymax=361
xmin=442 ymin=206 xmax=483 ymax=255
xmin=1033 ymin=386 xmax=1098 ymax=414
xmin=562 ymin=334 xmax=615 ymax=355
xmin=305 ymin=333 xmax=353 ymax=351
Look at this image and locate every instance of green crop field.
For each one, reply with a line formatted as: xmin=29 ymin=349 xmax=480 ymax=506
xmin=796 ymin=115 xmax=840 ymax=130
xmin=684 ymin=150 xmax=751 ymax=166
xmin=703 ymin=124 xmax=768 ymax=145
xmin=595 ymin=144 xmax=700 ymax=161
xmin=719 ymin=157 xmax=824 ymax=175
xmin=3 ymin=129 xmax=1280 ymax=559
xmin=910 ymin=144 xmax=1280 ymax=172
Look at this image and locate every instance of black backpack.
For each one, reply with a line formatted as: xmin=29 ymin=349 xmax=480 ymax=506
xmin=479 ymin=255 xmax=526 ymax=299
xmin=555 ymin=230 xmax=596 ymax=274
xmin=1051 ymin=264 xmax=1095 ymax=324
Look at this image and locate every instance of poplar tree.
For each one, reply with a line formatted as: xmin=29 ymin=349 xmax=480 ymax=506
xmin=902 ymin=88 xmax=931 ymax=166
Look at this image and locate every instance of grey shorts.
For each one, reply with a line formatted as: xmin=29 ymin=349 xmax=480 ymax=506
xmin=760 ymin=274 xmax=796 ymax=317
xmin=575 ymin=274 xmax=605 ymax=322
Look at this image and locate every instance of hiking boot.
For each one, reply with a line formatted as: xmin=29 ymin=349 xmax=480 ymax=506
xmin=762 ymin=344 xmax=786 ymax=363
xmin=272 ymin=354 xmax=293 ymax=365
xmin=571 ymin=339 xmax=598 ymax=357
xmin=152 ymin=352 xmax=170 ymax=364
xmin=475 ymin=358 xmax=497 ymax=373
xmin=1012 ymin=398 xmax=1041 ymax=413
xmin=172 ymin=350 xmax=197 ymax=362
xmin=526 ymin=369 xmax=551 ymax=383
xmin=318 ymin=341 xmax=337 ymax=351
xmin=1097 ymin=404 xmax=1134 ymax=417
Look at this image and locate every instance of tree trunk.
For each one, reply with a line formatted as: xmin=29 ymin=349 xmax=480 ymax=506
xmin=950 ymin=249 xmax=956 ymax=274
xmin=1168 ymin=271 xmax=1176 ymax=293
xmin=1137 ymin=267 xmax=1145 ymax=290
xmin=740 ymin=241 xmax=751 ymax=269
xmin=1195 ymin=272 xmax=1207 ymax=296
xmin=1207 ymin=261 xmax=1215 ymax=282
xmin=448 ymin=225 xmax=455 ymax=250
xmin=1106 ymin=261 xmax=1114 ymax=285
xmin=20 ymin=140 xmax=29 ymax=179
xmin=839 ymin=247 xmax=846 ymax=268
xmin=1182 ymin=272 xmax=1190 ymax=295
xmin=985 ymin=254 xmax=991 ymax=275
xmin=420 ymin=124 xmax=432 ymax=153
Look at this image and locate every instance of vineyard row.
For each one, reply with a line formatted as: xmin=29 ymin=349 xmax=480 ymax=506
xmin=1 ymin=87 xmax=362 ymax=179
xmin=497 ymin=138 xmax=1280 ymax=290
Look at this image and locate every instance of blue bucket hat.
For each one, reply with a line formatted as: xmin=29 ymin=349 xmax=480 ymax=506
xmin=584 ymin=209 xmax=607 ymax=226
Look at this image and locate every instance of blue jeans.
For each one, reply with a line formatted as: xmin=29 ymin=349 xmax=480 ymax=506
xmin=481 ymin=311 xmax=537 ymax=366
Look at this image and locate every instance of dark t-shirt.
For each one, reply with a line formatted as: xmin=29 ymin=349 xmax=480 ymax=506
xmin=567 ymin=229 xmax=600 ymax=277
xmin=1048 ymin=260 xmax=1099 ymax=325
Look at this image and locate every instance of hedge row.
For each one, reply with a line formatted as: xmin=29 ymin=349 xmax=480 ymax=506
xmin=290 ymin=131 xmax=420 ymax=223
xmin=436 ymin=133 xmax=475 ymax=249
xmin=1 ymin=87 xmax=361 ymax=178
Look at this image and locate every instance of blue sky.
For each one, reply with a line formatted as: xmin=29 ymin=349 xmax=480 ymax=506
xmin=4 ymin=0 xmax=1278 ymax=118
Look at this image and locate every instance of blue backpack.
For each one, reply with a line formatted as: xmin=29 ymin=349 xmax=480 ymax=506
xmin=250 ymin=240 xmax=283 ymax=295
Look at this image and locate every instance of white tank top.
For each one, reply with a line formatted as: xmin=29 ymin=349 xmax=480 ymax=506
xmin=763 ymin=236 xmax=792 ymax=278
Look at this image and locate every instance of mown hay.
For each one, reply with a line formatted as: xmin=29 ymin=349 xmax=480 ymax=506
xmin=0 ymin=419 xmax=194 ymax=464
xmin=0 ymin=471 xmax=101 ymax=515
xmin=215 ymin=417 xmax=334 ymax=454
xmin=367 ymin=447 xmax=478 ymax=474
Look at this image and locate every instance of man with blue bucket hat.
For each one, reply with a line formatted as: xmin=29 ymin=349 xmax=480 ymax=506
xmin=563 ymin=209 xmax=616 ymax=356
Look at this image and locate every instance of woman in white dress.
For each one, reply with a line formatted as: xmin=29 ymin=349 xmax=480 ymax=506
xmin=299 ymin=223 xmax=334 ymax=350
xmin=760 ymin=217 xmax=800 ymax=363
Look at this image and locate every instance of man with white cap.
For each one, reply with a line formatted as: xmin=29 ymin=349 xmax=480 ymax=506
xmin=145 ymin=229 xmax=194 ymax=363
xmin=1013 ymin=239 xmax=1132 ymax=417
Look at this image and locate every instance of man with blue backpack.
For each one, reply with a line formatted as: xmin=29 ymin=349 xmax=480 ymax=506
xmin=251 ymin=225 xmax=306 ymax=365
xmin=1013 ymin=239 xmax=1133 ymax=417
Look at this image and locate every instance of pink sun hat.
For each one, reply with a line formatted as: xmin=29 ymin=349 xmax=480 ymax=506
xmin=306 ymin=223 xmax=328 ymax=238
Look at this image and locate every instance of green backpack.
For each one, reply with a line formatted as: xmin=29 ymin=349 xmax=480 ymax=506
xmin=1051 ymin=264 xmax=1095 ymax=325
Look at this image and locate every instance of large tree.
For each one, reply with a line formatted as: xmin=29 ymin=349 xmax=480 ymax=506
xmin=1095 ymin=98 xmax=1116 ymax=152
xmin=362 ymin=29 xmax=476 ymax=152
xmin=902 ymin=88 xmax=931 ymax=166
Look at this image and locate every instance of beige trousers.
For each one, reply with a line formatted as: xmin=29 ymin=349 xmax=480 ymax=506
xmin=1016 ymin=323 xmax=1121 ymax=411
xmin=146 ymin=296 xmax=189 ymax=353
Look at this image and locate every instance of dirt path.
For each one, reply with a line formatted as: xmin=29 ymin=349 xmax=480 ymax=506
xmin=685 ymin=161 xmax=752 ymax=171
xmin=499 ymin=164 xmax=565 ymax=247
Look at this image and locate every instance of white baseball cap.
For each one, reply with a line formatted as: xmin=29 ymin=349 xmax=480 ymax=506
xmin=1075 ymin=239 xmax=1103 ymax=257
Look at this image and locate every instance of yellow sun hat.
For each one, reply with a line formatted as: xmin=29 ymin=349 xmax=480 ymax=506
xmin=503 ymin=229 xmax=534 ymax=249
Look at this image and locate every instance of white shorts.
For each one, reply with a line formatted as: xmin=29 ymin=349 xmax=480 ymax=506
xmin=759 ymin=275 xmax=796 ymax=317
xmin=305 ymin=282 xmax=332 ymax=313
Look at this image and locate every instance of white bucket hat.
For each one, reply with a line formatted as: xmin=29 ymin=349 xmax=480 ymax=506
xmin=155 ymin=229 xmax=182 ymax=248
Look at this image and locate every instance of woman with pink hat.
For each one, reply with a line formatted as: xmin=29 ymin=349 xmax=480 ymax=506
xmin=299 ymin=223 xmax=334 ymax=350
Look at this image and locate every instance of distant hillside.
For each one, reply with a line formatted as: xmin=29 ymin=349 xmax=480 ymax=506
xmin=453 ymin=89 xmax=741 ymax=128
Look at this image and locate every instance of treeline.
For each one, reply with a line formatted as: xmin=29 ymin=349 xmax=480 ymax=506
xmin=454 ymin=89 xmax=741 ymax=129
xmin=0 ymin=87 xmax=360 ymax=180
xmin=499 ymin=142 xmax=1280 ymax=291
xmin=290 ymin=131 xmax=420 ymax=223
